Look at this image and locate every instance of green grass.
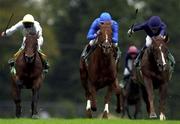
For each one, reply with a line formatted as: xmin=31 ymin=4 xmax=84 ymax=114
xmin=0 ymin=118 xmax=179 ymax=124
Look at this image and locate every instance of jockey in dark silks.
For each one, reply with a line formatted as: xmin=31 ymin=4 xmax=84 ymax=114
xmin=81 ymin=12 xmax=121 ymax=62
xmin=120 ymin=46 xmax=139 ymax=88
xmin=128 ymin=16 xmax=175 ymax=67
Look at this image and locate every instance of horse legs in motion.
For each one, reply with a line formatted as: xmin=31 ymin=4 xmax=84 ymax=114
xmin=11 ymin=75 xmax=42 ymax=118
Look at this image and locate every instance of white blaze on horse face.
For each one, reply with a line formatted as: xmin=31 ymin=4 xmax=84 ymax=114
xmin=105 ymin=31 xmax=108 ymax=43
xmin=86 ymin=100 xmax=91 ymax=110
xmin=104 ymin=103 xmax=109 ymax=113
xmin=159 ymin=44 xmax=166 ymax=65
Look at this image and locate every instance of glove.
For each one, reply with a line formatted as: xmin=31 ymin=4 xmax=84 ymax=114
xmin=127 ymin=29 xmax=134 ymax=36
xmin=159 ymin=34 xmax=166 ymax=39
xmin=1 ymin=32 xmax=5 ymax=37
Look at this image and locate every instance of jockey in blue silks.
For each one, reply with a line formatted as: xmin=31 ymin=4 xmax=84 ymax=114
xmin=81 ymin=12 xmax=121 ymax=62
xmin=128 ymin=16 xmax=175 ymax=67
xmin=120 ymin=45 xmax=139 ymax=88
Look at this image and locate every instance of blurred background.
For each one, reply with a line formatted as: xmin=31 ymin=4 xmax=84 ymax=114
xmin=0 ymin=0 xmax=180 ymax=119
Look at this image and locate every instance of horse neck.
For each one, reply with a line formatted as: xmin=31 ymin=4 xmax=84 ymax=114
xmin=91 ymin=46 xmax=114 ymax=67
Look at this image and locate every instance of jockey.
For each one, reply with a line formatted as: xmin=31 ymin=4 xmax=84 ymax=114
xmin=1 ymin=14 xmax=49 ymax=73
xmin=81 ymin=12 xmax=121 ymax=62
xmin=120 ymin=45 xmax=139 ymax=88
xmin=128 ymin=16 xmax=175 ymax=67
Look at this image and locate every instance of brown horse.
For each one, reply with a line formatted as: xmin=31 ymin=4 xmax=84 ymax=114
xmin=122 ymin=62 xmax=142 ymax=119
xmin=80 ymin=22 xmax=122 ymax=118
xmin=11 ymin=33 xmax=43 ymax=118
xmin=136 ymin=36 xmax=172 ymax=120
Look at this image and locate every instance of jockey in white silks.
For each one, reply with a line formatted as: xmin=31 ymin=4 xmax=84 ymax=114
xmin=1 ymin=14 xmax=49 ymax=73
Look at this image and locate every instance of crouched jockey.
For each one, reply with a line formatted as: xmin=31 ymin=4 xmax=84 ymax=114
xmin=81 ymin=12 xmax=121 ymax=63
xmin=120 ymin=46 xmax=139 ymax=88
xmin=128 ymin=16 xmax=175 ymax=67
xmin=1 ymin=14 xmax=49 ymax=74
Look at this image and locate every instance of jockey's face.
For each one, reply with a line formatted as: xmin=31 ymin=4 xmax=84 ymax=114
xmin=130 ymin=53 xmax=137 ymax=59
xmin=23 ymin=22 xmax=34 ymax=28
xmin=151 ymin=27 xmax=159 ymax=34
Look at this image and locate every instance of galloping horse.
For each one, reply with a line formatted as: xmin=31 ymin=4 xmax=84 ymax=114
xmin=122 ymin=62 xmax=141 ymax=119
xmin=136 ymin=36 xmax=172 ymax=120
xmin=11 ymin=33 xmax=43 ymax=118
xmin=80 ymin=22 xmax=122 ymax=118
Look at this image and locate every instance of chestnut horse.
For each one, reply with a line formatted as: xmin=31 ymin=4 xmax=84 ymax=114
xmin=136 ymin=36 xmax=172 ymax=120
xmin=80 ymin=22 xmax=122 ymax=118
xmin=11 ymin=33 xmax=43 ymax=118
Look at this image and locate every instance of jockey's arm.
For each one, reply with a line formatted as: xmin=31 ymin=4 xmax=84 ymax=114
xmin=133 ymin=21 xmax=147 ymax=32
xmin=87 ymin=19 xmax=99 ymax=41
xmin=35 ymin=22 xmax=43 ymax=50
xmin=4 ymin=21 xmax=22 ymax=36
xmin=160 ymin=22 xmax=167 ymax=37
xmin=112 ymin=21 xmax=119 ymax=45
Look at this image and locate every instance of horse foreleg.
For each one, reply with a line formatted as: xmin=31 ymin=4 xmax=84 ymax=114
xmin=31 ymin=88 xmax=39 ymax=119
xmin=144 ymin=77 xmax=157 ymax=118
xmin=12 ymin=82 xmax=21 ymax=118
xmin=159 ymin=82 xmax=167 ymax=120
xmin=90 ymin=86 xmax=97 ymax=112
xmin=31 ymin=78 xmax=41 ymax=119
xmin=102 ymin=86 xmax=113 ymax=119
xmin=134 ymin=99 xmax=141 ymax=119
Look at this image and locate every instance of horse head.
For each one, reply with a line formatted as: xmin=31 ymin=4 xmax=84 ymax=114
xmin=24 ymin=33 xmax=38 ymax=63
xmin=98 ymin=21 xmax=113 ymax=55
xmin=150 ymin=36 xmax=168 ymax=71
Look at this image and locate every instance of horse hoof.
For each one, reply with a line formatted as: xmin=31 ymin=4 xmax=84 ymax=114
xmin=160 ymin=113 xmax=166 ymax=120
xmin=86 ymin=109 xmax=92 ymax=118
xmin=32 ymin=114 xmax=40 ymax=119
xmin=91 ymin=107 xmax=97 ymax=111
xmin=149 ymin=113 xmax=157 ymax=119
xmin=102 ymin=111 xmax=108 ymax=119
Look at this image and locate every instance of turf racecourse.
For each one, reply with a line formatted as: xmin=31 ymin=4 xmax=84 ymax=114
xmin=0 ymin=119 xmax=179 ymax=124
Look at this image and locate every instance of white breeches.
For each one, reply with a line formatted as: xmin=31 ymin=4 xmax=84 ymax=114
xmin=123 ymin=68 xmax=130 ymax=76
xmin=145 ymin=35 xmax=152 ymax=47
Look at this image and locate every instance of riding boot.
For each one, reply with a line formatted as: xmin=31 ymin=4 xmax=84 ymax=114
xmin=120 ymin=75 xmax=130 ymax=88
xmin=114 ymin=46 xmax=121 ymax=63
xmin=134 ymin=46 xmax=147 ymax=67
xmin=81 ymin=44 xmax=96 ymax=61
xmin=8 ymin=48 xmax=23 ymax=75
xmin=38 ymin=50 xmax=50 ymax=73
xmin=167 ymin=49 xmax=175 ymax=68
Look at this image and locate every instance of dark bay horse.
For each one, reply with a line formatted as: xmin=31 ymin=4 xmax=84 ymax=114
xmin=122 ymin=60 xmax=142 ymax=119
xmin=136 ymin=36 xmax=172 ymax=120
xmin=80 ymin=22 xmax=122 ymax=118
xmin=11 ymin=33 xmax=43 ymax=118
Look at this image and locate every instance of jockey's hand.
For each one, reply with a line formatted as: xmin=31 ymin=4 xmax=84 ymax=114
xmin=1 ymin=32 xmax=5 ymax=37
xmin=127 ymin=29 xmax=134 ymax=37
xmin=159 ymin=34 xmax=166 ymax=39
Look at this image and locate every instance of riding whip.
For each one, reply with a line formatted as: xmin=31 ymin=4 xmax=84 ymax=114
xmin=129 ymin=9 xmax=138 ymax=37
xmin=4 ymin=13 xmax=14 ymax=35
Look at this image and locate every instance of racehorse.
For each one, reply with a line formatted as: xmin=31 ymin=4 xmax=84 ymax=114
xmin=136 ymin=36 xmax=172 ymax=120
xmin=11 ymin=33 xmax=43 ymax=118
xmin=121 ymin=62 xmax=142 ymax=119
xmin=80 ymin=22 xmax=122 ymax=118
